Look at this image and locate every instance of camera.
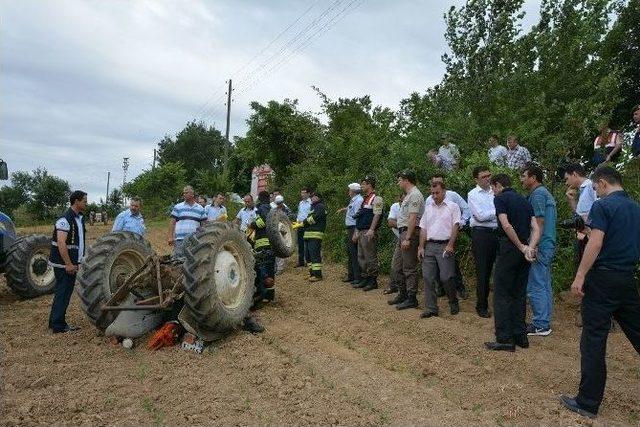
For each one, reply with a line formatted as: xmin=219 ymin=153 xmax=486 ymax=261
xmin=558 ymin=216 xmax=586 ymax=232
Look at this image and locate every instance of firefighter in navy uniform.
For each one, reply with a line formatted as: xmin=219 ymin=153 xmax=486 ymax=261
xmin=249 ymin=191 xmax=276 ymax=303
xmin=303 ymin=191 xmax=327 ymax=282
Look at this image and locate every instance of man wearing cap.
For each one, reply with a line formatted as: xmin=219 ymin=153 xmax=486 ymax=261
xmin=389 ymin=170 xmax=425 ymax=309
xmin=272 ymin=194 xmax=293 ymax=275
xmin=337 ymin=183 xmax=363 ymax=284
xmin=353 ymin=176 xmax=384 ymax=291
xmin=302 ymin=191 xmax=327 ymax=282
xmin=385 ymin=192 xmax=405 ymax=294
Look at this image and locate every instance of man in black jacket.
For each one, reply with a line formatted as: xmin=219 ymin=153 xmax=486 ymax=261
xmin=48 ymin=190 xmax=87 ymax=334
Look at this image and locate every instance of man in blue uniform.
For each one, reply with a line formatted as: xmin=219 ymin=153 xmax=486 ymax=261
xmin=560 ymin=166 xmax=640 ymax=419
xmin=48 ymin=190 xmax=87 ymax=334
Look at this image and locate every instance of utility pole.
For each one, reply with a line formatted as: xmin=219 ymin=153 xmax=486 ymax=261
xmin=122 ymin=157 xmax=129 ymax=206
xmin=105 ymin=171 xmax=110 ymax=208
xmin=152 ymin=149 xmax=157 ymax=170
xmin=224 ymin=79 xmax=232 ymax=168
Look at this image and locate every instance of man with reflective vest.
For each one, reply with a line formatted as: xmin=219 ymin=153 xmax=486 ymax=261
xmin=303 ymin=191 xmax=327 ymax=282
xmin=48 ymin=190 xmax=87 ymax=334
xmin=353 ymin=176 xmax=384 ymax=291
xmin=248 ymin=191 xmax=276 ymax=303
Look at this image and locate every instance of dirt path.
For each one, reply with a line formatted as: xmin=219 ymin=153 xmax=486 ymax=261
xmin=1 ymin=225 xmax=638 ymax=426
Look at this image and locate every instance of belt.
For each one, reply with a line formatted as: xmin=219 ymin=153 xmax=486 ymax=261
xmin=398 ymin=226 xmax=420 ymax=233
xmin=472 ymin=226 xmax=497 ymax=232
xmin=427 ymin=239 xmax=449 ymax=244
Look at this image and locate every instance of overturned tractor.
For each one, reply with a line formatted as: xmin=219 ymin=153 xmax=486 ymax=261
xmin=76 ymin=210 xmax=294 ymax=340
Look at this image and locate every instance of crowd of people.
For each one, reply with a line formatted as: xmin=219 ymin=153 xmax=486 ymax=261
xmin=43 ymin=104 xmax=640 ymax=420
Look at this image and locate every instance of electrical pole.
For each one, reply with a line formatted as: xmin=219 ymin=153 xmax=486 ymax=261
xmin=105 ymin=171 xmax=110 ymax=207
xmin=224 ymin=79 xmax=232 ymax=168
xmin=152 ymin=149 xmax=157 ymax=170
xmin=122 ymin=157 xmax=129 ymax=206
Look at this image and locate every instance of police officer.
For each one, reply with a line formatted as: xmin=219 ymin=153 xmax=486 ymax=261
xmin=353 ymin=176 xmax=384 ymax=291
xmin=389 ymin=170 xmax=424 ymax=308
xmin=560 ymin=166 xmax=640 ymax=419
xmin=48 ymin=190 xmax=87 ymax=334
xmin=303 ymin=191 xmax=327 ymax=282
xmin=337 ymin=183 xmax=363 ymax=284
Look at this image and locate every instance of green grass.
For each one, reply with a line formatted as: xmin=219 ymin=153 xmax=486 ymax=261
xmin=141 ymin=398 xmax=165 ymax=426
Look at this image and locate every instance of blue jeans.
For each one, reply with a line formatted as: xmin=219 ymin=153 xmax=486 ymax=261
xmin=527 ymin=244 xmax=555 ymax=329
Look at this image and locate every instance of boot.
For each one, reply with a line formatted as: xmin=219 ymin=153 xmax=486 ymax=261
xmin=396 ymin=294 xmax=418 ymax=310
xmin=388 ymin=291 xmax=407 ymax=305
xmin=362 ymin=277 xmax=378 ymax=292
xmin=243 ymin=316 xmax=265 ymax=334
xmin=353 ymin=277 xmax=368 ymax=288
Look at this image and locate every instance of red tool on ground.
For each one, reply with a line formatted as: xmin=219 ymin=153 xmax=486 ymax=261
xmin=147 ymin=321 xmax=182 ymax=350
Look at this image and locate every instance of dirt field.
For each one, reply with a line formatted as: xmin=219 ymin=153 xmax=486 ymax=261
xmin=1 ymin=223 xmax=638 ymax=426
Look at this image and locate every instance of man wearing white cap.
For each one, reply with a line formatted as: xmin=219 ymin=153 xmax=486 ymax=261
xmin=337 ymin=183 xmax=364 ymax=284
xmin=272 ymin=194 xmax=293 ymax=275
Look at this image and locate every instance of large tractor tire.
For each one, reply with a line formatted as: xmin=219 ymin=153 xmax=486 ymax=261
xmin=77 ymin=232 xmax=154 ymax=331
xmin=266 ymin=209 xmax=295 ymax=258
xmin=182 ymin=222 xmax=256 ymax=337
xmin=4 ymin=234 xmax=55 ymax=298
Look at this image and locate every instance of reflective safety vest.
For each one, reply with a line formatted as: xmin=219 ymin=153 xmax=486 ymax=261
xmin=303 ymin=201 xmax=326 ymax=240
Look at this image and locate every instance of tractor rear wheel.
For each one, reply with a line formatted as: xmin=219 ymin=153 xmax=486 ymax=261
xmin=5 ymin=234 xmax=55 ymax=298
xmin=182 ymin=222 xmax=255 ymax=337
xmin=77 ymin=232 xmax=154 ymax=331
xmin=266 ymin=209 xmax=295 ymax=258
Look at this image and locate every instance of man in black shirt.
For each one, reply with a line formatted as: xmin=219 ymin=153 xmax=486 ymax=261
xmin=484 ymin=174 xmax=540 ymax=352
xmin=560 ymin=166 xmax=640 ymax=418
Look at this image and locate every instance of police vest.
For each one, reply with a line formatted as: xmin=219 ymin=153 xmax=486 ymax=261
xmin=49 ymin=208 xmax=85 ymax=267
xmin=356 ymin=193 xmax=380 ymax=231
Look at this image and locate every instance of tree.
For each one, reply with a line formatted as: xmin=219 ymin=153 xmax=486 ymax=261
xmin=122 ymin=162 xmax=187 ymax=217
xmin=108 ymin=188 xmax=123 ymax=211
xmin=157 ymin=121 xmax=227 ymax=183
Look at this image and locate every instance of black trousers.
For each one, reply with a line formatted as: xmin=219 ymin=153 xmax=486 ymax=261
xmin=297 ymin=228 xmax=308 ymax=266
xmin=493 ymin=239 xmax=530 ymax=343
xmin=48 ymin=267 xmax=76 ymax=331
xmin=472 ymin=228 xmax=498 ymax=311
xmin=345 ymin=226 xmax=360 ymax=281
xmin=577 ymin=270 xmax=640 ymax=414
xmin=306 ymin=238 xmax=323 ymax=278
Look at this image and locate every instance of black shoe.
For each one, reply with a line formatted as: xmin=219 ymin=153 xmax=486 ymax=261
xmin=450 ymin=303 xmax=460 ymax=315
xmin=476 ymin=309 xmax=491 ymax=318
xmin=353 ymin=279 xmax=368 ymax=289
xmin=243 ymin=317 xmax=265 ymax=334
xmin=484 ymin=341 xmax=516 ymax=352
xmin=388 ymin=293 xmax=407 ymax=305
xmin=514 ymin=335 xmax=529 ymax=349
xmin=559 ymin=395 xmax=596 ymax=419
xmin=382 ymin=287 xmax=398 ymax=295
xmin=420 ymin=311 xmax=438 ymax=319
xmin=458 ymin=288 xmax=469 ymax=300
xmin=362 ymin=278 xmax=378 ymax=292
xmin=52 ymin=325 xmax=81 ymax=334
xmin=396 ymin=296 xmax=418 ymax=310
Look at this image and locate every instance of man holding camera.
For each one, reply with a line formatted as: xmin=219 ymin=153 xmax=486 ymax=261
xmin=564 ymin=163 xmax=598 ymax=268
xmin=560 ymin=166 xmax=640 ymax=419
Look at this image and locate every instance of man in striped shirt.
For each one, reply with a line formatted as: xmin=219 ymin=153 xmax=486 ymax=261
xmin=167 ymin=185 xmax=206 ymax=258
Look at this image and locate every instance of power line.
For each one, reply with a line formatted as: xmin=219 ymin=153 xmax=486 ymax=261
xmin=236 ymin=0 xmax=364 ymax=98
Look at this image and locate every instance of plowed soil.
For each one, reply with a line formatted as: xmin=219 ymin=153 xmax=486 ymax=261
xmin=1 ymin=223 xmax=638 ymax=426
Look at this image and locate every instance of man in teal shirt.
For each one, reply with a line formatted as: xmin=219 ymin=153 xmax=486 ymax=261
xmin=521 ymin=165 xmax=557 ymax=336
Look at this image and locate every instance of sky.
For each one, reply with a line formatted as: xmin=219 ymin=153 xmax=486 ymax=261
xmin=0 ymin=0 xmax=540 ymax=203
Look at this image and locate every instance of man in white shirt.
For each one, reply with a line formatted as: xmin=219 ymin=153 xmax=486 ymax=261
xmin=418 ymin=182 xmax=462 ymax=318
xmin=488 ymin=134 xmax=508 ymax=165
xmin=564 ymin=163 xmax=598 ymax=269
xmin=438 ymin=133 xmax=460 ymax=169
xmin=234 ymin=194 xmax=257 ymax=232
xmin=384 ymin=193 xmax=404 ymax=294
xmin=295 ymin=188 xmax=312 ymax=267
xmin=205 ymin=193 xmax=228 ymax=221
xmin=468 ymin=166 xmax=498 ymax=318
xmin=337 ymin=183 xmax=364 ymax=284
